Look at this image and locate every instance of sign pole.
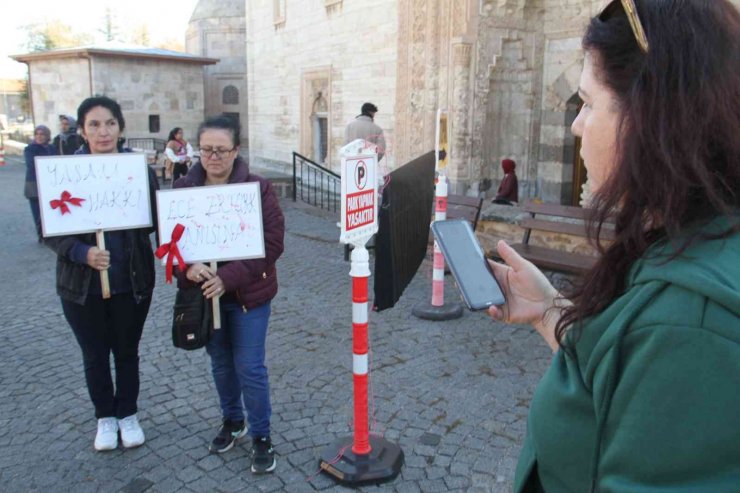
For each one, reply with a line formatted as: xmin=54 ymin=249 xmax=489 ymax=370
xmin=412 ymin=110 xmax=463 ymax=321
xmin=319 ymin=139 xmax=403 ymax=485
xmin=210 ymin=261 xmax=221 ymax=330
xmin=95 ymin=230 xmax=111 ymax=299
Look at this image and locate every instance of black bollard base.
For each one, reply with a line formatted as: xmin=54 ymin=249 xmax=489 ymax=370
xmin=319 ymin=436 xmax=404 ymax=486
xmin=412 ymin=301 xmax=464 ymax=321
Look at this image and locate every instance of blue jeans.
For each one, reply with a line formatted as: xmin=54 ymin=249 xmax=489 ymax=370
xmin=206 ymin=301 xmax=272 ymax=438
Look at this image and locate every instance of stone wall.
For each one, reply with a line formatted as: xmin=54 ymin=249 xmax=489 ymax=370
xmin=90 ymin=57 xmax=206 ymax=142
xmin=245 ymin=0 xmax=398 ymax=173
xmin=186 ymin=14 xmax=248 ymax=148
xmin=28 ymin=58 xmax=91 ymax=130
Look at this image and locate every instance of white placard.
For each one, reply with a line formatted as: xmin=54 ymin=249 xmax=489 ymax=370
xmin=340 ymin=151 xmax=378 ymax=246
xmin=156 ymin=183 xmax=265 ymax=263
xmin=35 ymin=154 xmax=153 ymax=237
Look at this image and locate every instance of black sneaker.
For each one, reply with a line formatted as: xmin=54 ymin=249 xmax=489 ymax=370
xmin=250 ymin=436 xmax=276 ymax=474
xmin=209 ymin=419 xmax=247 ymax=453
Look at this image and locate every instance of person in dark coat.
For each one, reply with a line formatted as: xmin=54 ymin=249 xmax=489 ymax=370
xmin=493 ymin=158 xmax=518 ymax=205
xmin=173 ymin=115 xmax=285 ymax=474
xmin=52 ymin=114 xmax=82 ymax=155
xmin=44 ymin=96 xmax=158 ymax=452
xmin=23 ymin=125 xmax=55 ymax=241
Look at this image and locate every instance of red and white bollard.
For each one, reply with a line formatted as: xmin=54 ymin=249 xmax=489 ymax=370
xmin=318 ymin=244 xmax=404 ymax=484
xmin=412 ymin=174 xmax=463 ymax=321
xmin=431 ymin=175 xmax=448 ymax=307
xmin=350 ymin=246 xmax=371 ymax=455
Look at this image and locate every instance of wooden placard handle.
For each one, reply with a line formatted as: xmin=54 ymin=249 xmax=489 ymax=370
xmin=96 ymin=230 xmax=111 ymax=299
xmin=211 ymin=260 xmax=221 ymax=329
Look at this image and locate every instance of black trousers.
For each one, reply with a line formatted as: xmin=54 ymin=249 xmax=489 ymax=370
xmin=62 ymin=293 xmax=151 ymax=419
xmin=172 ymin=162 xmax=189 ymax=182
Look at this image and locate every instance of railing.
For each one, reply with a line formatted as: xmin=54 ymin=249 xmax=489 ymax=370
xmin=292 ymin=152 xmax=340 ymax=213
xmin=126 ymin=138 xmax=167 ymax=153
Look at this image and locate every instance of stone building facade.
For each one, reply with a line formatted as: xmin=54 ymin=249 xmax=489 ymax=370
xmin=246 ymin=0 xmax=740 ymax=205
xmin=186 ymin=0 xmax=249 ymax=148
xmin=11 ymin=45 xmax=217 ymax=142
xmin=246 ymin=0 xmax=398 ymax=172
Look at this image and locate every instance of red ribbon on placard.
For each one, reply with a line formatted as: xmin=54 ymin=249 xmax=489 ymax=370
xmin=50 ymin=191 xmax=85 ymax=215
xmin=155 ymin=223 xmax=187 ymax=284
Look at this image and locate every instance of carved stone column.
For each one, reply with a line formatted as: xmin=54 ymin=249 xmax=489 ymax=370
xmin=449 ymin=39 xmax=473 ymax=191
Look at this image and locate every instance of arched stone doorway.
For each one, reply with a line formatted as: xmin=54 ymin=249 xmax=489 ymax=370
xmin=562 ymin=93 xmax=586 ymax=206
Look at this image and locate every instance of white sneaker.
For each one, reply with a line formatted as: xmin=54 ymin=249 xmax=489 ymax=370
xmin=94 ymin=417 xmax=119 ymax=451
xmin=118 ymin=414 xmax=145 ymax=448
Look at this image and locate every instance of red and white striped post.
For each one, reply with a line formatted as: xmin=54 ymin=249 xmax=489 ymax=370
xmin=319 ymin=140 xmax=403 ymax=485
xmin=431 ymin=175 xmax=448 ymax=307
xmin=412 ymin=172 xmax=463 ymax=321
xmin=350 ymin=246 xmax=371 ymax=455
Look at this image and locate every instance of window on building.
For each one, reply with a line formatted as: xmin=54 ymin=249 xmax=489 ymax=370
xmin=149 ymin=115 xmax=160 ymax=134
xmin=274 ymin=0 xmax=286 ymax=26
xmin=223 ymin=86 xmax=239 ymax=105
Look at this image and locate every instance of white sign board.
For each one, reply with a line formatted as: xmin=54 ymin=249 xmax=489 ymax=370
xmin=340 ymin=153 xmax=378 ymax=245
xmin=35 ymin=154 xmax=153 ymax=237
xmin=156 ymin=183 xmax=265 ymax=263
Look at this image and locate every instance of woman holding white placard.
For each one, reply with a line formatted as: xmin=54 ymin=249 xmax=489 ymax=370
xmin=173 ymin=115 xmax=284 ymax=474
xmin=44 ymin=96 xmax=159 ymax=452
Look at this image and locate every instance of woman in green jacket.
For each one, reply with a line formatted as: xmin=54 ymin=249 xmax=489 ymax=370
xmin=488 ymin=1 xmax=740 ymax=491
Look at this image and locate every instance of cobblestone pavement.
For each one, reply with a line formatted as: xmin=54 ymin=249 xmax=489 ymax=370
xmin=0 ymin=156 xmax=552 ymax=493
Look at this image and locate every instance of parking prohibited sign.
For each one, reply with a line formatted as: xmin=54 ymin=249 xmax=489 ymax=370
xmin=340 ymin=154 xmax=378 ymax=245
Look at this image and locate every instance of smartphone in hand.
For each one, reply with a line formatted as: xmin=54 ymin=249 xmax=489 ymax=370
xmin=430 ymin=219 xmax=505 ymax=310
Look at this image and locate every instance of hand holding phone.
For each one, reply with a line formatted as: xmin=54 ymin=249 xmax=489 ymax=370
xmin=430 ymin=219 xmax=505 ymax=310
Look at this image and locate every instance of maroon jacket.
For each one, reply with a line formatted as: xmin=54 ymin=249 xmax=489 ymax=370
xmin=495 ymin=158 xmax=518 ymax=203
xmin=173 ymin=156 xmax=285 ymax=309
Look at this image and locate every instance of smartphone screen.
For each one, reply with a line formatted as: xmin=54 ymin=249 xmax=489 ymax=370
xmin=431 ymin=219 xmax=505 ymax=310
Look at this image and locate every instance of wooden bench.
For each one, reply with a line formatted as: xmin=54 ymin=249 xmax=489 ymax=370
xmin=344 ymin=193 xmax=484 ymax=261
xmin=496 ymin=202 xmax=615 ymax=275
xmin=445 ymin=194 xmax=484 ymax=231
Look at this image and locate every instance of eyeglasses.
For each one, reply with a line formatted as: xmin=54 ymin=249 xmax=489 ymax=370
xmin=199 ymin=147 xmax=236 ymax=159
xmin=599 ymin=0 xmax=649 ymax=54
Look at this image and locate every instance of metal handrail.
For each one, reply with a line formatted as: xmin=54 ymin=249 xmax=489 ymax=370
xmin=126 ymin=138 xmax=167 ymax=152
xmin=292 ymin=152 xmax=340 ymax=213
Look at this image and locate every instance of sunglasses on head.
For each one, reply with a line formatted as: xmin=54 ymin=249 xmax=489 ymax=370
xmin=599 ymin=0 xmax=649 ymax=53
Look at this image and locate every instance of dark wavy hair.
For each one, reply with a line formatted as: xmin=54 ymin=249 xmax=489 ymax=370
xmin=77 ymin=96 xmax=125 ymax=132
xmin=167 ymin=127 xmax=183 ymax=142
xmin=197 ymin=114 xmax=241 ymax=148
xmin=556 ymin=0 xmax=740 ymax=348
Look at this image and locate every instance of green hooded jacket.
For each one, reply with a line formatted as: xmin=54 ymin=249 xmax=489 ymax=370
xmin=514 ymin=224 xmax=740 ymax=492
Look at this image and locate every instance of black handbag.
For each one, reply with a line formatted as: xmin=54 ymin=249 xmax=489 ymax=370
xmin=171 ymin=286 xmax=212 ymax=350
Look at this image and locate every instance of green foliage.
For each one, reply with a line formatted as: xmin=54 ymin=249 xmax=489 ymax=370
xmin=22 ymin=20 xmax=93 ymax=52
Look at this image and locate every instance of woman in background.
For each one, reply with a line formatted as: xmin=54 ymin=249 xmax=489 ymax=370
xmin=165 ymin=127 xmax=193 ymax=182
xmin=23 ymin=125 xmax=55 ymax=241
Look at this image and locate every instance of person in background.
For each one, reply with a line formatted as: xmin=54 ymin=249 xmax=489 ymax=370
xmin=164 ymin=127 xmax=194 ymax=182
xmin=344 ymin=102 xmax=386 ymax=161
xmin=488 ymin=1 xmax=740 ymax=491
xmin=23 ymin=125 xmax=55 ymax=241
xmin=493 ymin=158 xmax=518 ymax=205
xmin=52 ymin=115 xmax=81 ymax=155
xmin=173 ymin=115 xmax=284 ymax=474
xmin=45 ymin=96 xmax=159 ymax=452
